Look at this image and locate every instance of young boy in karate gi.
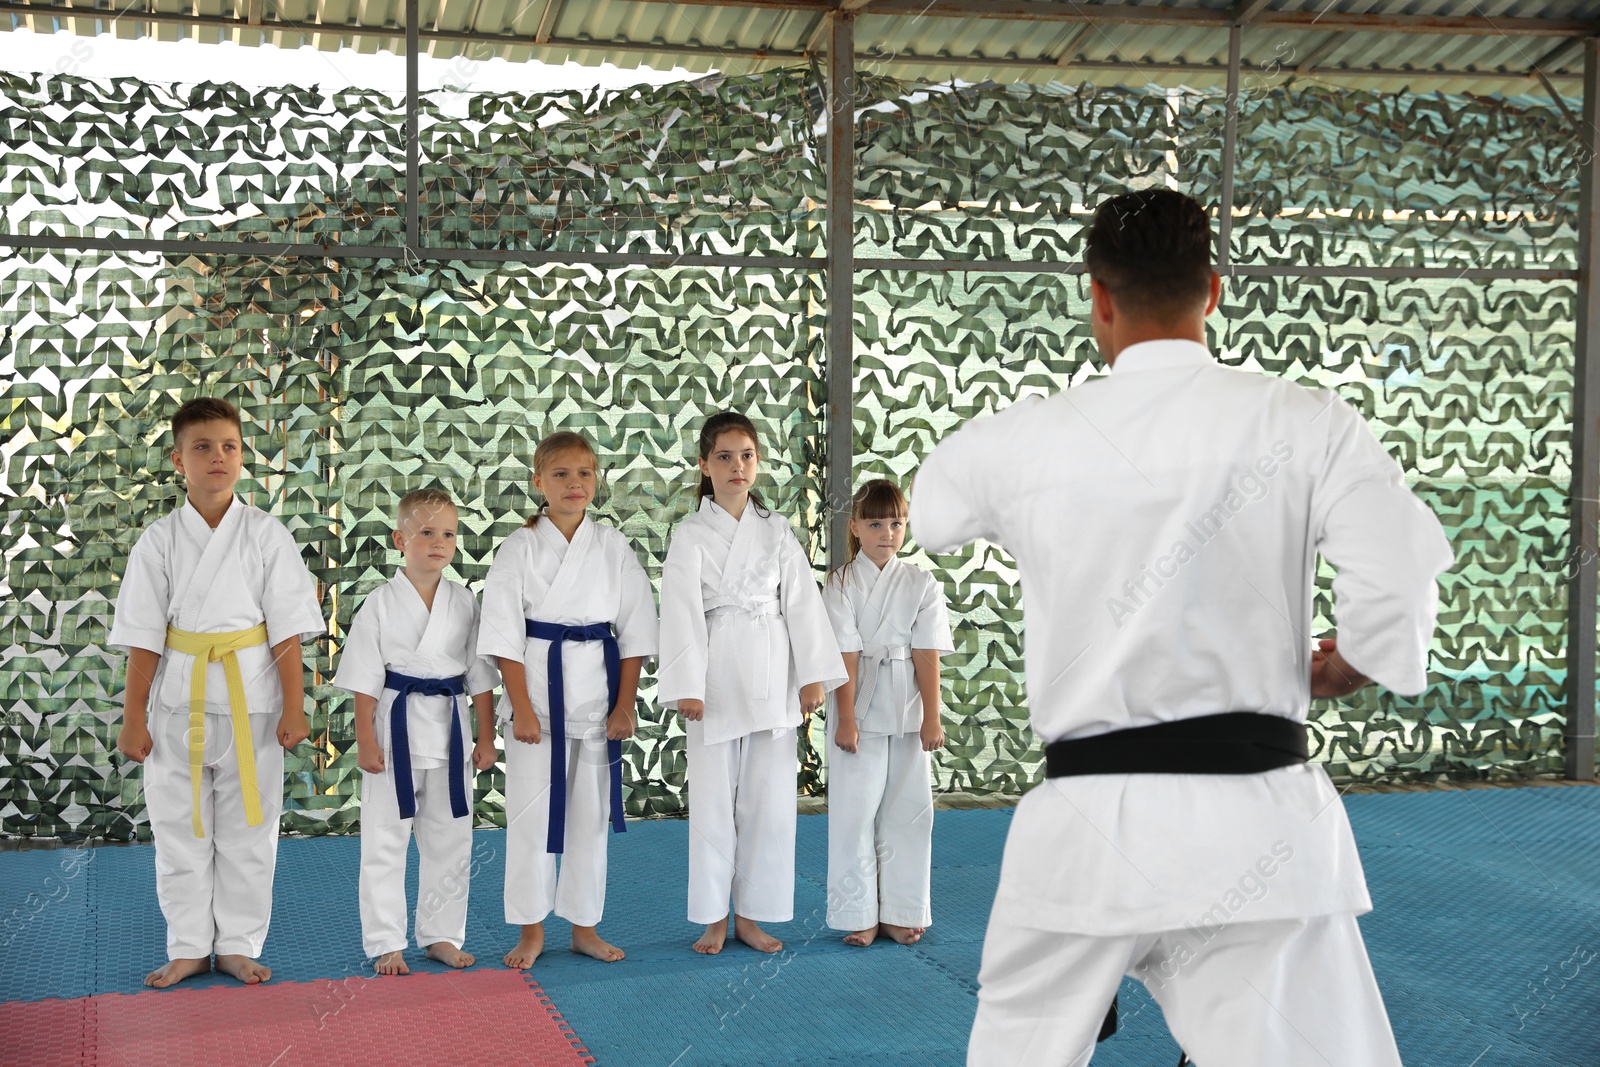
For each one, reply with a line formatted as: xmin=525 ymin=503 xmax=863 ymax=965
xmin=112 ymin=397 xmax=325 ymax=987
xmin=913 ymin=190 xmax=1453 ymax=1066
xmin=334 ymin=487 xmax=498 ymax=975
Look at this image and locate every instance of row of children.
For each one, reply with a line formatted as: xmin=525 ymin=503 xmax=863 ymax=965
xmin=111 ymin=399 xmax=953 ymax=986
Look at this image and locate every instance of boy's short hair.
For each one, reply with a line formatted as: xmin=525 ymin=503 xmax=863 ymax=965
xmin=1084 ymin=189 xmax=1214 ymax=322
xmin=172 ymin=397 xmax=243 ymax=449
xmin=397 ymin=487 xmax=457 ymax=527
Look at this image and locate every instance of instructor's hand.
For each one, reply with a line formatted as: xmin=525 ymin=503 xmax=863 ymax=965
xmin=1310 ymin=637 xmax=1370 ymax=699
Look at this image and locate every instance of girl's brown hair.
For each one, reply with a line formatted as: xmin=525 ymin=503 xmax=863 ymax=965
xmin=696 ymin=411 xmax=766 ymax=510
xmin=834 ymin=478 xmax=908 ymax=580
xmin=525 ymin=431 xmax=599 ymax=528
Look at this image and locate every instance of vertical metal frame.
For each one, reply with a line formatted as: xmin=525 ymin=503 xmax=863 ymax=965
xmin=1217 ymin=22 xmax=1242 ymax=273
xmin=405 ymin=0 xmax=421 ymax=255
xmin=1566 ymin=37 xmax=1600 ymax=781
xmin=825 ymin=13 xmax=856 ymax=571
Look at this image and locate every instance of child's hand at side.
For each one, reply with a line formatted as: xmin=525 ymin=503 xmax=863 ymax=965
xmin=357 ymin=736 xmax=386 ymax=774
xmin=921 ymin=718 xmax=945 ymax=753
xmin=607 ymin=703 xmax=636 ymax=741
xmin=117 ymin=721 xmax=154 ymax=763
xmin=679 ymin=698 xmax=704 ymax=721
xmin=834 ymin=719 xmax=858 ymax=754
xmin=278 ymin=707 xmax=311 ymax=750
xmin=472 ymin=736 xmax=497 ymax=771
xmin=512 ymin=706 xmax=542 ymax=744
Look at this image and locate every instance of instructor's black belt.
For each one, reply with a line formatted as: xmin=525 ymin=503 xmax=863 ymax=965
xmin=1045 ymin=712 xmax=1308 ymax=778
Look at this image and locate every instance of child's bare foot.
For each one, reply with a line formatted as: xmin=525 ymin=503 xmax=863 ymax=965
xmin=503 ymin=924 xmax=544 ymax=970
xmin=692 ymin=918 xmax=729 ymax=955
xmin=734 ymin=915 xmax=783 ymax=953
xmin=879 ymin=922 xmax=925 ymax=945
xmin=426 ymin=942 xmax=475 ymax=969
xmin=214 ymin=954 xmax=272 ymax=984
xmin=144 ymin=956 xmax=211 ymax=988
xmin=843 ymin=925 xmax=878 ymax=947
xmin=570 ymin=925 xmax=625 ymax=962
xmin=374 ymin=950 xmax=411 ymax=975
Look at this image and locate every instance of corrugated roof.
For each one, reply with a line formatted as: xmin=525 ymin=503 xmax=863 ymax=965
xmin=0 ymin=0 xmax=1592 ymax=97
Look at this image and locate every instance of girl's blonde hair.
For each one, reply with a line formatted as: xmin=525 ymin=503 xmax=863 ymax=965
xmin=830 ymin=478 xmax=908 ymax=585
xmin=525 ymin=431 xmax=599 ymax=528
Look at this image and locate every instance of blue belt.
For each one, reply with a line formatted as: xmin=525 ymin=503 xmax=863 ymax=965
xmin=381 ymin=670 xmax=470 ymax=822
xmin=524 ymin=619 xmax=627 ymax=853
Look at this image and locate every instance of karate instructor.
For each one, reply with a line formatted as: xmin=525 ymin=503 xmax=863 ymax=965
xmin=911 ymin=189 xmax=1452 ymax=1066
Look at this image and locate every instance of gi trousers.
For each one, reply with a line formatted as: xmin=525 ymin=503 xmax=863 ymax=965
xmin=826 ymin=732 xmax=933 ymax=930
xmin=503 ymin=724 xmax=612 ymax=928
xmin=968 ymin=910 xmax=1403 ymax=1067
xmin=358 ymin=756 xmax=472 ymax=957
xmin=686 ymin=725 xmax=796 ymax=925
xmin=144 ymin=706 xmax=283 ymax=960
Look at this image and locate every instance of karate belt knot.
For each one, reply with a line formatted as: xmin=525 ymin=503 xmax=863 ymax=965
xmin=855 ymin=643 xmax=912 ymax=719
xmin=704 ymin=596 xmax=780 ymax=700
xmin=524 ymin=619 xmax=627 ymax=854
xmin=380 ymin=670 xmax=471 ymax=823
xmin=164 ymin=622 xmax=270 ymax=839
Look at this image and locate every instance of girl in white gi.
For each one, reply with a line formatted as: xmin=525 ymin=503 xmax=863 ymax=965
xmin=334 ymin=488 xmax=499 ymax=975
xmin=478 ymin=431 xmax=658 ymax=969
xmin=823 ymin=478 xmax=954 ymax=947
xmin=111 ymin=397 xmax=325 ymax=988
xmin=658 ymin=411 xmax=847 ymax=955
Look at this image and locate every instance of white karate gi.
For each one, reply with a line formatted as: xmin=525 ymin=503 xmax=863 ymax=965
xmin=911 ymin=339 xmax=1453 ymax=1067
xmin=109 ymin=495 xmax=324 ymax=960
xmin=658 ymin=497 xmax=847 ymax=924
xmin=822 ymin=556 xmax=954 ymax=931
xmin=333 ymin=573 xmax=498 ymax=958
xmin=477 ymin=515 xmax=657 ymax=928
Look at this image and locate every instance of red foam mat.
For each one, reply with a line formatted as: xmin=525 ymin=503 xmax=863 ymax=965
xmin=0 ymin=969 xmax=595 ymax=1067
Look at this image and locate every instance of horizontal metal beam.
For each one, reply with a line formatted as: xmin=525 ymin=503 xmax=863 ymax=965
xmin=659 ymin=0 xmax=1600 ymax=37
xmin=0 ymin=3 xmax=1587 ymax=83
xmin=3 ymin=0 xmax=1597 ymax=42
xmin=0 ymin=233 xmax=823 ymax=269
xmin=0 ymin=235 xmax=1576 ymax=281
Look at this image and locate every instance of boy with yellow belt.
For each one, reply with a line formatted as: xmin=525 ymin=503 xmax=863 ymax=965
xmin=111 ymin=397 xmax=325 ymax=988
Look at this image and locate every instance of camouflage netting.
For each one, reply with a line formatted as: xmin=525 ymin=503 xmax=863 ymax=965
xmin=0 ymin=67 xmax=1581 ymax=839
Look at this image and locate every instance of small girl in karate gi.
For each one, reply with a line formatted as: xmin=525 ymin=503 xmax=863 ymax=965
xmin=478 ymin=431 xmax=658 ymax=969
xmin=658 ymin=411 xmax=847 ymax=955
xmin=823 ymin=478 xmax=953 ymax=946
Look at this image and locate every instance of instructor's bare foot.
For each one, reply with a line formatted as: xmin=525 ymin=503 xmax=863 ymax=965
xmin=692 ymin=919 xmax=728 ymax=955
xmin=570 ymin=925 xmax=625 ymax=962
xmin=843 ymin=925 xmax=878 ymax=947
xmin=879 ymin=922 xmax=925 ymax=945
xmin=144 ymin=956 xmax=211 ymax=988
xmin=504 ymin=924 xmax=544 ymax=970
xmin=734 ymin=915 xmax=782 ymax=953
xmin=215 ymin=954 xmax=271 ymax=984
xmin=427 ymin=942 xmax=475 ymax=968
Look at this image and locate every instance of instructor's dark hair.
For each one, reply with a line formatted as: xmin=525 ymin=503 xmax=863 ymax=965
xmin=1084 ymin=189 xmax=1214 ymax=322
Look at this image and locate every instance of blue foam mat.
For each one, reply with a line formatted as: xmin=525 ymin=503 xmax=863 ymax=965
xmin=2 ymin=789 xmax=1598 ymax=1065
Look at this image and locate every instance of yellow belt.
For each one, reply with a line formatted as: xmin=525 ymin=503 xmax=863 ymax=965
xmin=164 ymin=623 xmax=270 ymax=839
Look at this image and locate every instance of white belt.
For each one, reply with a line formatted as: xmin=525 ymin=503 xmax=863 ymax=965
xmin=856 ymin=643 xmax=912 ymax=721
xmin=706 ymin=596 xmax=781 ymax=700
